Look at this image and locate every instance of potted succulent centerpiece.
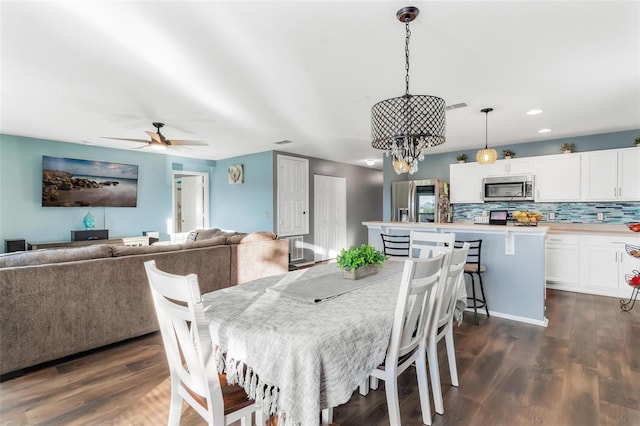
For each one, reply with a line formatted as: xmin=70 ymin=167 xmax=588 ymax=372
xmin=456 ymin=153 xmax=467 ymax=163
xmin=336 ymin=244 xmax=387 ymax=280
xmin=502 ymin=149 xmax=515 ymax=159
xmin=561 ymin=143 xmax=575 ymax=154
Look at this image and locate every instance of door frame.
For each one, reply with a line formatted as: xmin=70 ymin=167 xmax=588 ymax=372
xmin=172 ymin=170 xmax=210 ymax=236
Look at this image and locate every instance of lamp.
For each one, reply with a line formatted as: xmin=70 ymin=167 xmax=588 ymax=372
xmin=476 ymin=108 xmax=497 ymax=164
xmin=371 ymin=6 xmax=446 ymax=175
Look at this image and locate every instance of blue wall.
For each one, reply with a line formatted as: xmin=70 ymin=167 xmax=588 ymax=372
xmin=0 ymin=134 xmax=216 ymax=249
xmin=382 ymin=129 xmax=640 ymax=221
xmin=211 ymin=151 xmax=275 ymax=233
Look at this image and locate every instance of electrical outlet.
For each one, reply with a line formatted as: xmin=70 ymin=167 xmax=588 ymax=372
xmin=597 ymin=212 xmax=604 ymax=221
xmin=549 ymin=212 xmax=556 ymax=220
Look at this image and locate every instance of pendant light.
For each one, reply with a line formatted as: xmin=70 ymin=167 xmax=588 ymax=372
xmin=476 ymin=108 xmax=497 ymax=164
xmin=371 ymin=6 xmax=446 ymax=175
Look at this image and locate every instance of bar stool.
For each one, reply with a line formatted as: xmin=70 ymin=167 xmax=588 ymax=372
xmin=455 ymin=239 xmax=488 ymax=325
xmin=380 ymin=233 xmax=410 ymax=258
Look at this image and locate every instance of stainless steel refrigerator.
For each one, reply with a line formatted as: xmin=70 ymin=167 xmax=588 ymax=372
xmin=391 ymin=179 xmax=450 ymax=223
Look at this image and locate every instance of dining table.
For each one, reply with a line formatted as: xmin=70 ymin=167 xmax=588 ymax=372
xmin=202 ymin=259 xmax=467 ymax=426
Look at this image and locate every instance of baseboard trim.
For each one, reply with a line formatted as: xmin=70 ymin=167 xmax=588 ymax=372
xmin=464 ymin=308 xmax=548 ymax=327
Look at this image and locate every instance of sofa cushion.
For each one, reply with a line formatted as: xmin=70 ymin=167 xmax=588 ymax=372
xmin=194 ymin=228 xmax=240 ymax=241
xmin=0 ymin=244 xmax=113 ymax=267
xmin=110 ymin=244 xmax=181 ymax=257
xmin=227 ymin=231 xmax=277 ymax=245
xmin=178 ymin=236 xmax=227 ymax=250
xmin=242 ymin=231 xmax=278 ymax=243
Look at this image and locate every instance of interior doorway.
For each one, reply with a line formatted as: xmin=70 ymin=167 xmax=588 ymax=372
xmin=172 ymin=171 xmax=209 ymax=234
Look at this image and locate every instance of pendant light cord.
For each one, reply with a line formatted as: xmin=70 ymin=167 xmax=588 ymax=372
xmin=405 ymin=19 xmax=411 ymax=96
xmin=485 ymin=110 xmax=489 ymax=149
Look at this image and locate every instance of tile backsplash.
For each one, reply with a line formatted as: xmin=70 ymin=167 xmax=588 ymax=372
xmin=452 ymin=202 xmax=640 ymax=224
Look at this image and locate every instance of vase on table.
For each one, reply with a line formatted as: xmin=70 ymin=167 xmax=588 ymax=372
xmin=342 ymin=264 xmax=379 ymax=280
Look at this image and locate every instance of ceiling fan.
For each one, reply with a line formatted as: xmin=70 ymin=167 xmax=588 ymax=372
xmin=102 ymin=122 xmax=207 ymax=150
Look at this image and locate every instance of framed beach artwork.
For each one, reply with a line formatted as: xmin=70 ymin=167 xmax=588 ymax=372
xmin=42 ymin=156 xmax=138 ymax=207
xmin=228 ymin=164 xmax=243 ymax=184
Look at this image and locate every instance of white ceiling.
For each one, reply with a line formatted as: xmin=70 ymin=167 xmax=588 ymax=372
xmin=1 ymin=1 xmax=639 ymax=169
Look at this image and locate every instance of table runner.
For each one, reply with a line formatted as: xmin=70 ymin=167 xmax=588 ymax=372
xmin=266 ymin=269 xmax=383 ymax=304
xmin=203 ymin=262 xmax=404 ymax=426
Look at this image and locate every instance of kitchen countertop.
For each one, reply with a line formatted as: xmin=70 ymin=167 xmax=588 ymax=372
xmin=362 ymin=221 xmax=549 ymax=235
xmin=544 ymin=223 xmax=639 ymax=237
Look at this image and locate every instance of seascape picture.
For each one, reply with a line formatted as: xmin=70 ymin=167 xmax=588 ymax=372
xmin=42 ymin=156 xmax=138 ymax=207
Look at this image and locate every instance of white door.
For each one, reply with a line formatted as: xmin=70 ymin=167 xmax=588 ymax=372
xmin=277 ymin=155 xmax=309 ymax=237
xmin=173 ymin=171 xmax=209 ymax=234
xmin=181 ymin=175 xmax=205 ymax=231
xmin=314 ymin=175 xmax=347 ymax=262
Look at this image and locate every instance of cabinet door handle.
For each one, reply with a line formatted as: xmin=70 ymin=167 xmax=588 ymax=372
xmin=618 ymin=186 xmax=622 ymax=197
xmin=614 ymin=187 xmax=617 ymax=197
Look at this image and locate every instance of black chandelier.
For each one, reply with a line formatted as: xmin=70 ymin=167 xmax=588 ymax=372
xmin=371 ymin=6 xmax=446 ymax=175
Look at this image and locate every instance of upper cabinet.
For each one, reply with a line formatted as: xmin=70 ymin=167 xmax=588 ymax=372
xmin=449 ymin=162 xmax=484 ymax=204
xmin=581 ymin=148 xmax=640 ymax=201
xmin=534 ymin=154 xmax=581 ymax=201
xmin=448 ymin=147 xmax=638 ymax=205
xmin=482 ymin=158 xmax=533 ymax=176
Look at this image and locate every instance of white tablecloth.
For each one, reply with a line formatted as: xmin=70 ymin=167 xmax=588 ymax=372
xmin=203 ymin=262 xmax=404 ymax=426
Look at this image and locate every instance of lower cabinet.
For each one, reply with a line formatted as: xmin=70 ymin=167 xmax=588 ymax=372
xmin=546 ymin=234 xmax=640 ymax=297
xmin=546 ymin=235 xmax=580 ymax=285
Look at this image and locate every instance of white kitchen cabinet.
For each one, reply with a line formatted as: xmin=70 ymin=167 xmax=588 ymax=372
xmin=581 ymin=147 xmax=640 ymax=201
xmin=546 ymin=234 xmax=640 ymax=297
xmin=482 ymin=158 xmax=533 ymax=176
xmin=449 ymin=162 xmax=484 ymax=204
xmin=618 ymin=148 xmax=640 ymax=200
xmin=581 ymin=236 xmax=639 ymax=290
xmin=534 ymin=154 xmax=581 ymax=201
xmin=546 ymin=235 xmax=581 ymax=285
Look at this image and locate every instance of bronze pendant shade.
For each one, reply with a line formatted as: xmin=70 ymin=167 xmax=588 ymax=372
xmin=371 ymin=6 xmax=446 ymax=175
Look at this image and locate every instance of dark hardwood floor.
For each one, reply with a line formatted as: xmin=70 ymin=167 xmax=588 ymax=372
xmin=1 ymin=289 xmax=639 ymax=425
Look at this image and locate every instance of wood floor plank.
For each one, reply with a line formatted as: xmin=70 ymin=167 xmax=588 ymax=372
xmin=558 ymin=363 xmax=600 ymax=426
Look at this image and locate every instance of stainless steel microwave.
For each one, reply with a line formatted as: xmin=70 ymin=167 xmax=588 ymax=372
xmin=482 ymin=175 xmax=534 ymax=201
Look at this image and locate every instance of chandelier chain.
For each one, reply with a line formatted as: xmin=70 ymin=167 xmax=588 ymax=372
xmin=405 ymin=19 xmax=411 ymax=96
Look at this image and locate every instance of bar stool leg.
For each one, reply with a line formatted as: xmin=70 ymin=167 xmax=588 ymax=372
xmin=466 ymin=272 xmax=480 ymax=326
xmin=477 ymin=272 xmax=489 ymax=317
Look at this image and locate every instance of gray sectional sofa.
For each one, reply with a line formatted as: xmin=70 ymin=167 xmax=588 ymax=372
xmin=0 ymin=229 xmax=288 ymax=377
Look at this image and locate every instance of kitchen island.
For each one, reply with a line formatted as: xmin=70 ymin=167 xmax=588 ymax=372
xmin=363 ymin=221 xmax=549 ymax=326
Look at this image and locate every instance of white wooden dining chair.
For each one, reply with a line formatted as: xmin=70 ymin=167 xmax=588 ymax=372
xmin=425 ymin=242 xmax=470 ymax=416
xmin=409 ymin=231 xmax=455 ymax=258
xmin=367 ymin=253 xmax=447 ymax=426
xmin=144 ymin=260 xmax=264 ymax=426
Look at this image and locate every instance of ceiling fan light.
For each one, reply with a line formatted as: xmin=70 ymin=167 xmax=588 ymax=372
xmin=150 ymin=143 xmax=167 ymax=151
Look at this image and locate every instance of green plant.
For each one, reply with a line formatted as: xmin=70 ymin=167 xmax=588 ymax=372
xmin=456 ymin=153 xmax=467 ymax=162
xmin=336 ymin=244 xmax=387 ymax=271
xmin=502 ymin=149 xmax=515 ymax=158
xmin=561 ymin=142 xmax=575 ymax=152
xmin=634 ymin=136 xmax=640 ymax=146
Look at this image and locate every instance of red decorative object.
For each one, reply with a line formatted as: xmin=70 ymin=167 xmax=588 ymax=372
xmin=627 ymin=223 xmax=640 ymax=232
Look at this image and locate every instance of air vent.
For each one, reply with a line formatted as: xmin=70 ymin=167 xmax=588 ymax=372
xmin=445 ymin=102 xmax=468 ymax=111
xmin=274 ymin=140 xmax=292 ymax=145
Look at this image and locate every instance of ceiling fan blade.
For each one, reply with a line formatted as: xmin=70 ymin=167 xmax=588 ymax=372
xmin=145 ymin=131 xmax=163 ymax=143
xmin=101 ymin=137 xmax=150 ymax=143
xmin=167 ymin=140 xmax=208 ymax=146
